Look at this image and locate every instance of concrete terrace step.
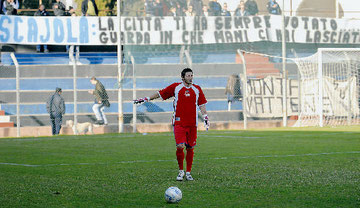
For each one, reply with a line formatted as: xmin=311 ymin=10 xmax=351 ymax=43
xmin=243 ymin=63 xmax=275 ymax=68
xmin=246 ymin=68 xmax=280 ymax=74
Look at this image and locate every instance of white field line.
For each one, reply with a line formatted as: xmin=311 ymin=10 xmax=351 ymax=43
xmin=1 ymin=151 xmax=359 ymax=167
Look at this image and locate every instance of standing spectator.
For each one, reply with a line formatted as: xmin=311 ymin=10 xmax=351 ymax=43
xmin=81 ymin=0 xmax=98 ymax=16
xmin=168 ymin=0 xmax=177 ymax=9
xmin=144 ymin=0 xmax=155 ymax=16
xmin=201 ymin=5 xmax=209 ymax=17
xmin=177 ymin=0 xmax=187 ymax=11
xmin=34 ymin=4 xmax=49 ymax=53
xmin=189 ymin=0 xmax=203 ymax=16
xmin=221 ymin=2 xmax=231 ymax=16
xmin=46 ymin=88 xmax=66 ymax=136
xmin=267 ymin=0 xmax=281 ymax=15
xmin=167 ymin=6 xmax=177 ymax=16
xmin=3 ymin=0 xmax=19 ymax=15
xmin=176 ymin=2 xmax=186 ymax=16
xmin=53 ymin=0 xmax=66 ymax=16
xmin=134 ymin=68 xmax=209 ymax=181
xmin=0 ymin=0 xmax=4 ymax=14
xmin=245 ymin=0 xmax=259 ymax=16
xmin=225 ymin=74 xmax=242 ymax=109
xmin=185 ymin=5 xmax=196 ymax=16
xmin=208 ymin=0 xmax=222 ymax=16
xmin=88 ymin=77 xmax=110 ymax=125
xmin=153 ymin=0 xmax=163 ymax=16
xmin=234 ymin=1 xmax=249 ymax=16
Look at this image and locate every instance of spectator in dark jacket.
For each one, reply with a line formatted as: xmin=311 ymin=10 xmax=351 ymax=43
xmin=46 ymin=88 xmax=66 ymax=135
xmin=267 ymin=0 xmax=281 ymax=15
xmin=220 ymin=3 xmax=231 ymax=16
xmin=153 ymin=0 xmax=163 ymax=16
xmin=0 ymin=0 xmax=4 ymax=14
xmin=245 ymin=0 xmax=259 ymax=15
xmin=81 ymin=0 xmax=98 ymax=16
xmin=189 ymin=0 xmax=203 ymax=16
xmin=144 ymin=0 xmax=155 ymax=16
xmin=34 ymin=4 xmax=49 ymax=53
xmin=235 ymin=1 xmax=250 ymax=16
xmin=53 ymin=0 xmax=66 ymax=16
xmin=2 ymin=0 xmax=19 ymax=15
xmin=175 ymin=2 xmax=185 ymax=16
xmin=208 ymin=0 xmax=222 ymax=16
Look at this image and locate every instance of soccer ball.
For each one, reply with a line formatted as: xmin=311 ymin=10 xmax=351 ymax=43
xmin=164 ymin=186 xmax=182 ymax=203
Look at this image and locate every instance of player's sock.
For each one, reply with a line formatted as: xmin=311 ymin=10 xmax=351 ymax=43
xmin=176 ymin=147 xmax=184 ymax=170
xmin=186 ymin=148 xmax=194 ymax=172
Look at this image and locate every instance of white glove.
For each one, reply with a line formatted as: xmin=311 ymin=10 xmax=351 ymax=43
xmin=133 ymin=97 xmax=150 ymax=104
xmin=203 ymin=114 xmax=210 ymax=131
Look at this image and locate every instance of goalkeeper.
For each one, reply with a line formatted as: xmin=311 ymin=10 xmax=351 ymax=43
xmin=134 ymin=68 xmax=209 ymax=181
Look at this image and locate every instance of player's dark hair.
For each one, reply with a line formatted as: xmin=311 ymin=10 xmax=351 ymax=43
xmin=181 ymin=68 xmax=193 ymax=78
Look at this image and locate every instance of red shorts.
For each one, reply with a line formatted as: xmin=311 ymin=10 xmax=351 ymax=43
xmin=173 ymin=125 xmax=197 ymax=147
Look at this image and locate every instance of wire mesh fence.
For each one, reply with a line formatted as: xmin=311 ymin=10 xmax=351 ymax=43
xmin=2 ymin=44 xmax=360 ymax=137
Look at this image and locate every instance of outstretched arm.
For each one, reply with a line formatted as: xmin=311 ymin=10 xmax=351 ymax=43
xmin=134 ymin=92 xmax=160 ymax=104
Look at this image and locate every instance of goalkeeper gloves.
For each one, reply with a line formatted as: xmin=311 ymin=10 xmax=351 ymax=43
xmin=133 ymin=97 xmax=150 ymax=104
xmin=203 ymin=114 xmax=210 ymax=131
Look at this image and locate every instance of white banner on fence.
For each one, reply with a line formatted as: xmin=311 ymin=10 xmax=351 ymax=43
xmin=244 ymin=76 xmax=299 ymax=117
xmin=1 ymin=15 xmax=360 ymax=45
xmin=244 ymin=76 xmax=358 ymax=117
xmin=300 ymin=77 xmax=359 ymax=117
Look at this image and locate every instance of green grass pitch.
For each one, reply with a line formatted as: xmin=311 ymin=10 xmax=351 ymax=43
xmin=1 ymin=126 xmax=360 ymax=207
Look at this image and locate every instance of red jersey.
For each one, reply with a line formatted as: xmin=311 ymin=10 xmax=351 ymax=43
xmin=158 ymin=82 xmax=207 ymax=127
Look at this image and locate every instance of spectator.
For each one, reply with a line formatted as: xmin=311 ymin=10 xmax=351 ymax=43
xmin=221 ymin=2 xmax=231 ymax=16
xmin=144 ymin=0 xmax=155 ymax=16
xmin=208 ymin=0 xmax=222 ymax=16
xmin=46 ymin=88 xmax=66 ymax=136
xmin=53 ymin=0 xmax=66 ymax=16
xmin=225 ymin=74 xmax=242 ymax=110
xmin=234 ymin=1 xmax=249 ymax=16
xmin=176 ymin=2 xmax=186 ymax=16
xmin=189 ymin=0 xmax=203 ymax=16
xmin=168 ymin=6 xmax=177 ymax=16
xmin=81 ymin=0 xmax=98 ymax=16
xmin=0 ymin=0 xmax=4 ymax=14
xmin=34 ymin=4 xmax=49 ymax=53
xmin=3 ymin=0 xmax=19 ymax=15
xmin=177 ymin=0 xmax=187 ymax=11
xmin=185 ymin=5 xmax=196 ymax=16
xmin=267 ymin=0 xmax=281 ymax=15
xmin=88 ymin=77 xmax=110 ymax=125
xmin=153 ymin=0 xmax=163 ymax=16
xmin=201 ymin=5 xmax=209 ymax=17
xmin=245 ymin=0 xmax=259 ymax=16
xmin=168 ymin=0 xmax=177 ymax=9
